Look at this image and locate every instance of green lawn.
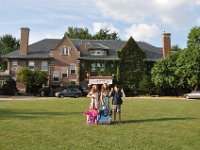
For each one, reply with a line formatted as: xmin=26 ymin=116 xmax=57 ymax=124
xmin=0 ymin=98 xmax=199 ymax=150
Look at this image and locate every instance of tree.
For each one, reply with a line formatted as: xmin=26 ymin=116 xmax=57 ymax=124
xmin=151 ymin=26 xmax=200 ymax=93
xmin=0 ymin=77 xmax=18 ymax=95
xmin=171 ymin=45 xmax=182 ymax=52
xmin=65 ymin=27 xmax=92 ymax=39
xmin=0 ymin=34 xmax=20 ymax=69
xmin=65 ymin=27 xmax=120 ymax=40
xmin=151 ymin=52 xmax=181 ymax=95
xmin=175 ymin=48 xmax=200 ymax=91
xmin=17 ymin=68 xmax=48 ymax=94
xmin=187 ymin=26 xmax=200 ymax=50
xmin=93 ymin=29 xmax=120 ymax=40
xmin=118 ymin=37 xmax=146 ymax=95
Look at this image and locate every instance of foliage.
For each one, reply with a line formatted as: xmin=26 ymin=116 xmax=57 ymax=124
xmin=79 ymin=60 xmax=118 ymax=81
xmin=65 ymin=27 xmax=120 ymax=40
xmin=0 ymin=77 xmax=18 ymax=95
xmin=0 ymin=99 xmax=199 ymax=150
xmin=171 ymin=44 xmax=182 ymax=52
xmin=17 ymin=68 xmax=48 ymax=95
xmin=151 ymin=52 xmax=180 ymax=89
xmin=175 ymin=48 xmax=200 ymax=90
xmin=0 ymin=34 xmax=20 ymax=55
xmin=187 ymin=26 xmax=200 ymax=50
xmin=151 ymin=26 xmax=200 ymax=93
xmin=118 ymin=37 xmax=146 ymax=95
xmin=65 ymin=27 xmax=92 ymax=39
xmin=0 ymin=34 xmax=20 ymax=69
xmin=93 ymin=29 xmax=120 ymax=40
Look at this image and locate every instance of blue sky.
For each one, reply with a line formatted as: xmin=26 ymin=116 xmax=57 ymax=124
xmin=0 ymin=0 xmax=200 ymax=48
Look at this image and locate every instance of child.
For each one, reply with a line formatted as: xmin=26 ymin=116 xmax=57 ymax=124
xmin=87 ymin=84 xmax=99 ymax=110
xmin=100 ymin=83 xmax=110 ymax=109
xmin=109 ymin=85 xmax=125 ymax=124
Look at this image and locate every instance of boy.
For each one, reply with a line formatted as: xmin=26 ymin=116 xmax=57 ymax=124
xmin=109 ymin=85 xmax=125 ymax=124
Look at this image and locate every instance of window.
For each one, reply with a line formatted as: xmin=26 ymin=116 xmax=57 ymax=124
xmin=90 ymin=50 xmax=105 ymax=56
xmin=91 ymin=63 xmax=96 ymax=72
xmin=29 ymin=61 xmax=35 ymax=70
xmin=11 ymin=61 xmax=18 ymax=71
xmin=53 ymin=71 xmax=59 ymax=82
xmin=61 ymin=67 xmax=68 ymax=78
xmin=61 ymin=47 xmax=70 ymax=55
xmin=70 ymin=81 xmax=76 ymax=85
xmin=70 ymin=64 xmax=76 ymax=74
xmin=41 ymin=61 xmax=48 ymax=71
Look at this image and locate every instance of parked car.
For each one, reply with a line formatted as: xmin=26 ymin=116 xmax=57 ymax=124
xmin=185 ymin=91 xmax=200 ymax=99
xmin=55 ymin=88 xmax=82 ymax=98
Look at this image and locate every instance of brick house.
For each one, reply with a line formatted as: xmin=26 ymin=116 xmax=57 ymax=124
xmin=1 ymin=28 xmax=171 ymax=92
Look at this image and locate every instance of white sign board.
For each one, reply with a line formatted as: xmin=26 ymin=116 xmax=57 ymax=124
xmin=88 ymin=79 xmax=112 ymax=85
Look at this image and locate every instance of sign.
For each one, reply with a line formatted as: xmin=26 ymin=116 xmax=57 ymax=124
xmin=88 ymin=79 xmax=112 ymax=85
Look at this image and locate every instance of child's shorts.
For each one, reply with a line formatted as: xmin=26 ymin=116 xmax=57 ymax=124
xmin=113 ymin=105 xmax=121 ymax=113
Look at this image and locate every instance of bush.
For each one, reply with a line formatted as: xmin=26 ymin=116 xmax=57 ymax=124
xmin=0 ymin=77 xmax=18 ymax=95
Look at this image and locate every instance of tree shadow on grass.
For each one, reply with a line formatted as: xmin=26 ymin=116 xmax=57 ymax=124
xmin=0 ymin=109 xmax=82 ymax=120
xmin=120 ymin=117 xmax=198 ymax=124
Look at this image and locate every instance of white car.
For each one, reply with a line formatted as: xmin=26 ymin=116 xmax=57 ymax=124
xmin=185 ymin=91 xmax=200 ymax=99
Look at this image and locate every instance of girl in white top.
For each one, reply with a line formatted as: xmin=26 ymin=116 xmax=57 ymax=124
xmin=87 ymin=84 xmax=99 ymax=110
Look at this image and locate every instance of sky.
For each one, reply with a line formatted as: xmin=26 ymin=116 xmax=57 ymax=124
xmin=0 ymin=0 xmax=200 ymax=48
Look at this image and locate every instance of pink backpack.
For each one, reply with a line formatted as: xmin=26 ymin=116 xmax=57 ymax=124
xmin=84 ymin=109 xmax=98 ymax=125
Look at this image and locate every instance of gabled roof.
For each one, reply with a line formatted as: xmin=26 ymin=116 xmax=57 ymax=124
xmin=2 ymin=39 xmax=60 ymax=59
xmin=2 ymin=38 xmax=163 ymax=60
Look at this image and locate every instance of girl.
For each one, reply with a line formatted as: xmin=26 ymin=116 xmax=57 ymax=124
xmin=87 ymin=84 xmax=99 ymax=110
xmin=100 ymin=83 xmax=110 ymax=109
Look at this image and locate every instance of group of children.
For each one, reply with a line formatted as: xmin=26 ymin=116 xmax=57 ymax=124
xmin=87 ymin=83 xmax=125 ymax=124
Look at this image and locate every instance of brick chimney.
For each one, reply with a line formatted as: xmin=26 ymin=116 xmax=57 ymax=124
xmin=20 ymin=28 xmax=30 ymax=55
xmin=162 ymin=32 xmax=171 ymax=58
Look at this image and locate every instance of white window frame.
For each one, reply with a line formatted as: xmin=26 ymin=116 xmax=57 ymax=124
xmin=11 ymin=61 xmax=18 ymax=72
xmin=61 ymin=46 xmax=70 ymax=56
xmin=90 ymin=50 xmax=105 ymax=56
xmin=70 ymin=64 xmax=76 ymax=74
xmin=70 ymin=80 xmax=77 ymax=85
xmin=53 ymin=71 xmax=59 ymax=82
xmin=28 ymin=61 xmax=35 ymax=71
xmin=41 ymin=61 xmax=48 ymax=71
xmin=61 ymin=67 xmax=68 ymax=78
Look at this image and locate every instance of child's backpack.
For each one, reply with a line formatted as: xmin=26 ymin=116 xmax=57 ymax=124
xmin=84 ymin=109 xmax=98 ymax=125
xmin=97 ymin=107 xmax=112 ymax=125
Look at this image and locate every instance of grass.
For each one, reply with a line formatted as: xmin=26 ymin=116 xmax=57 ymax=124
xmin=0 ymin=97 xmax=199 ymax=150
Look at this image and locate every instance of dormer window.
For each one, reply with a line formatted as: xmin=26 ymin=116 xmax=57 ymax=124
xmin=61 ymin=46 xmax=70 ymax=56
xmin=89 ymin=50 xmax=106 ymax=56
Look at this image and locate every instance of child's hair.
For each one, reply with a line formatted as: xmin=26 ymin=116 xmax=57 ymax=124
xmin=101 ymin=83 xmax=108 ymax=93
xmin=89 ymin=84 xmax=97 ymax=93
xmin=113 ymin=84 xmax=122 ymax=92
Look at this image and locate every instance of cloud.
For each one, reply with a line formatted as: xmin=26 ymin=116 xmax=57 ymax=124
xmin=95 ymin=0 xmax=200 ymax=28
xmin=92 ymin=22 xmax=119 ymax=33
xmin=196 ymin=0 xmax=200 ymax=5
xmin=124 ymin=24 xmax=161 ymax=42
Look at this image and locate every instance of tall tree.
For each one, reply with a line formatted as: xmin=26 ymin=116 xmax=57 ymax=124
xmin=93 ymin=29 xmax=119 ymax=40
xmin=171 ymin=45 xmax=182 ymax=52
xmin=151 ymin=52 xmax=180 ymax=89
xmin=175 ymin=48 xmax=200 ymax=91
xmin=65 ymin=27 xmax=92 ymax=39
xmin=0 ymin=34 xmax=20 ymax=55
xmin=65 ymin=27 xmax=120 ymax=40
xmin=0 ymin=34 xmax=19 ymax=68
xmin=187 ymin=26 xmax=200 ymax=50
xmin=118 ymin=37 xmax=146 ymax=94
